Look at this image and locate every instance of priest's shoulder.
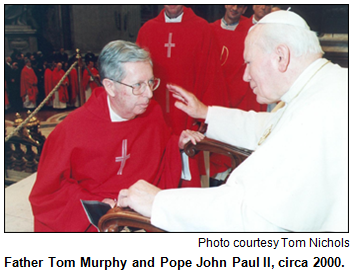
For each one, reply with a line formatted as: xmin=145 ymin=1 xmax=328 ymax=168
xmin=239 ymin=15 xmax=253 ymax=29
xmin=210 ymin=19 xmax=221 ymax=27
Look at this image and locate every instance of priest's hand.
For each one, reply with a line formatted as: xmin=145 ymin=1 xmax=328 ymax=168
xmin=168 ymin=84 xmax=208 ymax=119
xmin=118 ymin=180 xmax=160 ymax=218
xmin=102 ymin=198 xmax=117 ymax=208
xmin=178 ymin=129 xmax=205 ymax=149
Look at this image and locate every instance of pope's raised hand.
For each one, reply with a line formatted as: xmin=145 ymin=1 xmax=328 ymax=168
xmin=168 ymin=84 xmax=208 ymax=119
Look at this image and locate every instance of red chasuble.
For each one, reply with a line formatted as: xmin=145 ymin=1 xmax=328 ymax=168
xmin=52 ymin=68 xmax=69 ymax=103
xmin=69 ymin=67 xmax=79 ymax=104
xmin=210 ymin=17 xmax=267 ymax=112
xmin=137 ymin=7 xmax=229 ymax=183
xmin=44 ymin=68 xmax=54 ymax=104
xmin=29 ymin=87 xmax=182 ymax=232
xmin=137 ymin=7 xmax=229 ymax=134
xmin=82 ymin=66 xmax=99 ymax=94
xmin=20 ymin=66 xmax=38 ymax=103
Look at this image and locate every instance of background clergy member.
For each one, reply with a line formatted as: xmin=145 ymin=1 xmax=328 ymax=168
xmin=136 ymin=5 xmax=229 ymax=188
xmin=20 ymin=58 xmax=38 ymax=109
xmin=118 ymin=11 xmax=348 ymax=232
xmin=29 ymin=40 xmax=204 ymax=232
xmin=209 ymin=5 xmax=267 ymax=186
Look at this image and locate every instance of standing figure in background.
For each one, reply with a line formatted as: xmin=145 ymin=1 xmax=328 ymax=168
xmin=210 ymin=5 xmax=266 ymax=184
xmin=51 ymin=62 xmax=68 ymax=109
xmin=68 ymin=58 xmax=80 ymax=107
xmin=251 ymin=5 xmax=273 ymax=24
xmin=137 ymin=5 xmax=229 ymax=187
xmin=44 ymin=61 xmax=54 ymax=107
xmin=211 ymin=5 xmax=266 ymax=112
xmin=82 ymin=60 xmax=100 ymax=102
xmin=20 ymin=58 xmax=38 ymax=109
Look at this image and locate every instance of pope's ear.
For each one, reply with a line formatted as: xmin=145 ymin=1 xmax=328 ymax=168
xmin=102 ymin=78 xmax=116 ymax=97
xmin=275 ymin=44 xmax=290 ymax=72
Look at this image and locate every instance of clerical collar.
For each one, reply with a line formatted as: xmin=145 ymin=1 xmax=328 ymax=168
xmin=164 ymin=12 xmax=184 ymax=23
xmin=221 ymin=17 xmax=239 ymax=31
xmin=252 ymin=15 xmax=258 ymax=25
xmin=107 ymin=95 xmax=128 ymax=122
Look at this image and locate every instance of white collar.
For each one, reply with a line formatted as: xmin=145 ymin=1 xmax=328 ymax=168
xmin=221 ymin=17 xmax=239 ymax=31
xmin=107 ymin=95 xmax=128 ymax=122
xmin=252 ymin=15 xmax=258 ymax=25
xmin=164 ymin=12 xmax=183 ymax=23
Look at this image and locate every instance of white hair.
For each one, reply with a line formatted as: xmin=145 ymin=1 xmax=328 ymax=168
xmin=250 ymin=23 xmax=323 ymax=57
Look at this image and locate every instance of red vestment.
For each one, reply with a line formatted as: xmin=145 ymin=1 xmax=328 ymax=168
xmin=29 ymin=87 xmax=183 ymax=232
xmin=82 ymin=66 xmax=99 ymax=94
xmin=137 ymin=7 xmax=229 ymax=182
xmin=69 ymin=67 xmax=79 ymax=104
xmin=44 ymin=68 xmax=54 ymax=104
xmin=137 ymin=7 xmax=228 ymax=134
xmin=20 ymin=66 xmax=38 ymax=103
xmin=52 ymin=68 xmax=69 ymax=103
xmin=5 ymin=81 xmax=9 ymax=106
xmin=210 ymin=17 xmax=267 ymax=112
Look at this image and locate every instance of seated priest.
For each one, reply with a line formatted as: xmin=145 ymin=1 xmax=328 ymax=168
xmin=117 ymin=11 xmax=348 ymax=232
xmin=29 ymin=40 xmax=204 ymax=232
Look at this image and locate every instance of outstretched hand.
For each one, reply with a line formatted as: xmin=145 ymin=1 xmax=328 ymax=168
xmin=118 ymin=180 xmax=161 ymax=218
xmin=168 ymin=84 xmax=208 ymax=119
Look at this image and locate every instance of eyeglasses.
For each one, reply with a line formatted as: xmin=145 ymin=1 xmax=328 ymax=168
xmin=109 ymin=77 xmax=160 ymax=95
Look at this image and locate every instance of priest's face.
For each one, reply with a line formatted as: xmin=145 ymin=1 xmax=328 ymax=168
xmin=164 ymin=5 xmax=184 ymax=18
xmin=109 ymin=61 xmax=154 ymax=120
xmin=224 ymin=5 xmax=247 ymax=24
xmin=252 ymin=5 xmax=272 ymax=21
xmin=243 ymin=29 xmax=283 ymax=104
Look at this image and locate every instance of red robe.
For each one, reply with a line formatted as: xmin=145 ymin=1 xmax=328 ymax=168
xmin=29 ymin=87 xmax=182 ymax=232
xmin=82 ymin=66 xmax=99 ymax=94
xmin=44 ymin=68 xmax=54 ymax=104
xmin=5 ymin=81 xmax=9 ymax=106
xmin=210 ymin=17 xmax=267 ymax=112
xmin=52 ymin=68 xmax=69 ymax=103
xmin=69 ymin=67 xmax=79 ymax=104
xmin=137 ymin=7 xmax=228 ymax=134
xmin=20 ymin=66 xmax=38 ymax=103
xmin=137 ymin=7 xmax=229 ymax=183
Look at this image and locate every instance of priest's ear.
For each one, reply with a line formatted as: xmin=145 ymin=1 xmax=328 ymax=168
xmin=102 ymin=78 xmax=116 ymax=97
xmin=275 ymin=44 xmax=290 ymax=72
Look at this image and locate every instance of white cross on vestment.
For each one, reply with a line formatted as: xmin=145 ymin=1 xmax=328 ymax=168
xmin=164 ymin=33 xmax=175 ymax=58
xmin=115 ymin=139 xmax=130 ymax=175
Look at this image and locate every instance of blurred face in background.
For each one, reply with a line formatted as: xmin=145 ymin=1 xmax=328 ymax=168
xmin=253 ymin=5 xmax=272 ymax=21
xmin=164 ymin=5 xmax=184 ymax=18
xmin=224 ymin=5 xmax=247 ymax=24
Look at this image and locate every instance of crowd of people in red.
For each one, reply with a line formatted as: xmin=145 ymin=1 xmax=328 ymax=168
xmin=5 ymin=48 xmax=99 ymax=112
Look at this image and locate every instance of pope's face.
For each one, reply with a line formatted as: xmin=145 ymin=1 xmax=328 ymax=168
xmin=109 ymin=61 xmax=154 ymax=120
xmin=243 ymin=32 xmax=280 ymax=104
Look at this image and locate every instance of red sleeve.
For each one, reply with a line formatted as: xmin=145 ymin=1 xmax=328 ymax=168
xmin=29 ymin=123 xmax=102 ymax=232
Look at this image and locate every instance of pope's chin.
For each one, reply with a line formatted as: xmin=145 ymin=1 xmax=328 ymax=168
xmin=256 ymin=95 xmax=270 ymax=105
